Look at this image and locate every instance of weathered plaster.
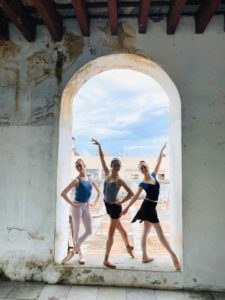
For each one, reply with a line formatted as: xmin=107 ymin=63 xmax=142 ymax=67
xmin=30 ymin=77 xmax=58 ymax=125
xmin=0 ymin=67 xmax=19 ymax=126
xmin=27 ymin=50 xmax=57 ymax=83
xmin=63 ymin=32 xmax=84 ymax=62
xmin=0 ymin=40 xmax=21 ymax=60
xmin=0 ymin=253 xmax=184 ymax=289
xmin=103 ymin=21 xmax=137 ymax=53
xmin=7 ymin=227 xmax=44 ymax=241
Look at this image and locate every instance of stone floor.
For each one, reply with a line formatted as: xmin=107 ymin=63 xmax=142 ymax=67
xmin=66 ymin=199 xmax=173 ymax=270
xmin=1 ymin=282 xmax=225 ymax=300
xmin=65 ymin=254 xmax=173 ymax=271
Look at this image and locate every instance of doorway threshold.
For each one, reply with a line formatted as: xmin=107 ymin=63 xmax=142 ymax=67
xmin=55 ymin=255 xmax=182 ymax=288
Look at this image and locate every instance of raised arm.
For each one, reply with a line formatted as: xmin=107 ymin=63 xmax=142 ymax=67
xmin=61 ymin=179 xmax=78 ymax=206
xmin=91 ymin=138 xmax=109 ymax=176
xmin=116 ymin=179 xmax=134 ymax=205
xmin=154 ymin=143 xmax=167 ymax=176
xmin=121 ymin=186 xmax=143 ymax=215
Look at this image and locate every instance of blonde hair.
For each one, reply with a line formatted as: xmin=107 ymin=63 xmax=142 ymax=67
xmin=75 ymin=158 xmax=86 ymax=167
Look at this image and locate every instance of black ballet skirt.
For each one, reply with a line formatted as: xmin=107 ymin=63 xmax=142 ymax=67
xmin=131 ymin=173 xmax=160 ymax=224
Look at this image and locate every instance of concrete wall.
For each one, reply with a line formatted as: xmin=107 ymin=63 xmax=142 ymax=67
xmin=0 ymin=16 xmax=225 ymax=290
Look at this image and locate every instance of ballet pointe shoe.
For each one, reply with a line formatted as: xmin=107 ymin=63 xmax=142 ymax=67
xmin=103 ymin=255 xmax=116 ymax=269
xmin=126 ymin=245 xmax=134 ymax=258
xmin=78 ymin=251 xmax=85 ymax=265
xmin=103 ymin=260 xmax=116 ymax=269
xmin=61 ymin=251 xmax=74 ymax=264
xmin=172 ymin=256 xmax=181 ymax=271
xmin=142 ymin=256 xmax=154 ymax=263
xmin=73 ymin=243 xmax=80 ymax=254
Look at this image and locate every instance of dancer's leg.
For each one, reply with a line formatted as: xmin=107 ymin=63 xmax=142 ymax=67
xmin=74 ymin=204 xmax=92 ymax=264
xmin=61 ymin=207 xmax=81 ymax=264
xmin=77 ymin=204 xmax=92 ymax=245
xmin=104 ymin=218 xmax=119 ymax=269
xmin=141 ymin=221 xmax=154 ymax=263
xmin=71 ymin=205 xmax=82 ymax=247
xmin=116 ymin=220 xmax=134 ymax=258
xmin=153 ymin=223 xmax=180 ymax=270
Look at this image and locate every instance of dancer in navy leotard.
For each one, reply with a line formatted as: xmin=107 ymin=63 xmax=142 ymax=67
xmin=131 ymin=171 xmax=160 ymax=224
xmin=122 ymin=144 xmax=181 ymax=271
xmin=61 ymin=158 xmax=100 ymax=265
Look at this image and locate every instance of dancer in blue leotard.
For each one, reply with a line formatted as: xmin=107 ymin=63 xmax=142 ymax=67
xmin=61 ymin=158 xmax=100 ymax=264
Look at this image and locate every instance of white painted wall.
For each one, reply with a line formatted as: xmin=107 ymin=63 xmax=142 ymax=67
xmin=0 ymin=17 xmax=225 ymax=290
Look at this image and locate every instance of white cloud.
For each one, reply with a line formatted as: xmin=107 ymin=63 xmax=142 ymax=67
xmin=152 ymin=108 xmax=168 ymax=116
xmin=95 ymin=69 xmax=161 ymax=93
xmin=123 ymin=135 xmax=169 ymax=156
xmin=72 ymin=69 xmax=169 ymax=141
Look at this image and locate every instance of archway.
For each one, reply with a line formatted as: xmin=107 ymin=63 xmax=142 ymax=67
xmin=55 ymin=54 xmax=182 ymax=269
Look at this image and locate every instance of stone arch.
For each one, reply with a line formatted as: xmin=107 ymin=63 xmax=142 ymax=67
xmin=55 ymin=53 xmax=182 ymax=266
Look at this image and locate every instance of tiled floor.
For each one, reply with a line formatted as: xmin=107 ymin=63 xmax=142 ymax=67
xmin=92 ymin=199 xmax=170 ymax=256
xmin=1 ymin=282 xmax=225 ymax=300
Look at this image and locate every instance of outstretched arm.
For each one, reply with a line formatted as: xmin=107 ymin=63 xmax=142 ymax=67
xmin=121 ymin=186 xmax=143 ymax=215
xmin=91 ymin=138 xmax=109 ymax=176
xmin=61 ymin=179 xmax=78 ymax=207
xmin=154 ymin=143 xmax=167 ymax=176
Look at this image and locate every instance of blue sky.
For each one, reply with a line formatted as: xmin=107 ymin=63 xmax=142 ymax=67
xmin=72 ymin=69 xmax=169 ymax=157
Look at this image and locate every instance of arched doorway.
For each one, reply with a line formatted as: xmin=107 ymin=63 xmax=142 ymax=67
xmin=55 ymin=54 xmax=182 ymax=269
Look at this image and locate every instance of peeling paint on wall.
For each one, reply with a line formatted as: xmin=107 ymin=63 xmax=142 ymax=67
xmin=55 ymin=51 xmax=65 ymax=85
xmin=63 ymin=32 xmax=84 ymax=62
xmin=103 ymin=22 xmax=137 ymax=53
xmin=27 ymin=50 xmax=56 ymax=82
xmin=31 ymin=100 xmax=55 ymax=124
xmin=0 ymin=67 xmax=18 ymax=125
xmin=7 ymin=227 xmax=44 ymax=241
xmin=0 ymin=41 xmax=21 ymax=59
xmin=30 ymin=77 xmax=58 ymax=125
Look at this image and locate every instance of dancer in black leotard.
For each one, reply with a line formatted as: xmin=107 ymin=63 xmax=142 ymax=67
xmin=122 ymin=143 xmax=181 ymax=271
xmin=131 ymin=170 xmax=160 ymax=224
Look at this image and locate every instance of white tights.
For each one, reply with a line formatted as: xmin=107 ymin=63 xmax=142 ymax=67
xmin=71 ymin=203 xmax=92 ymax=246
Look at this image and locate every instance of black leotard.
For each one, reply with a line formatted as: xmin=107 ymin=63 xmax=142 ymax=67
xmin=131 ymin=172 xmax=160 ymax=224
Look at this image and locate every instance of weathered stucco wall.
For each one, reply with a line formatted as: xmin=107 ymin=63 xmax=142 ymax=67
xmin=0 ymin=17 xmax=225 ymax=290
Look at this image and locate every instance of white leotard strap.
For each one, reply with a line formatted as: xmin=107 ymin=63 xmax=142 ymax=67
xmin=145 ymin=197 xmax=158 ymax=203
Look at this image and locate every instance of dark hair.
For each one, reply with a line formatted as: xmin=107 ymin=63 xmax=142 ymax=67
xmin=110 ymin=158 xmax=121 ymax=167
xmin=139 ymin=161 xmax=149 ymax=168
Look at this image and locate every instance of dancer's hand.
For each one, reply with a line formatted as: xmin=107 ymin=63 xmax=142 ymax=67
xmin=161 ymin=142 xmax=167 ymax=152
xmin=71 ymin=201 xmax=80 ymax=207
xmin=121 ymin=207 xmax=129 ymax=215
xmin=89 ymin=202 xmax=95 ymax=207
xmin=91 ymin=138 xmax=100 ymax=146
